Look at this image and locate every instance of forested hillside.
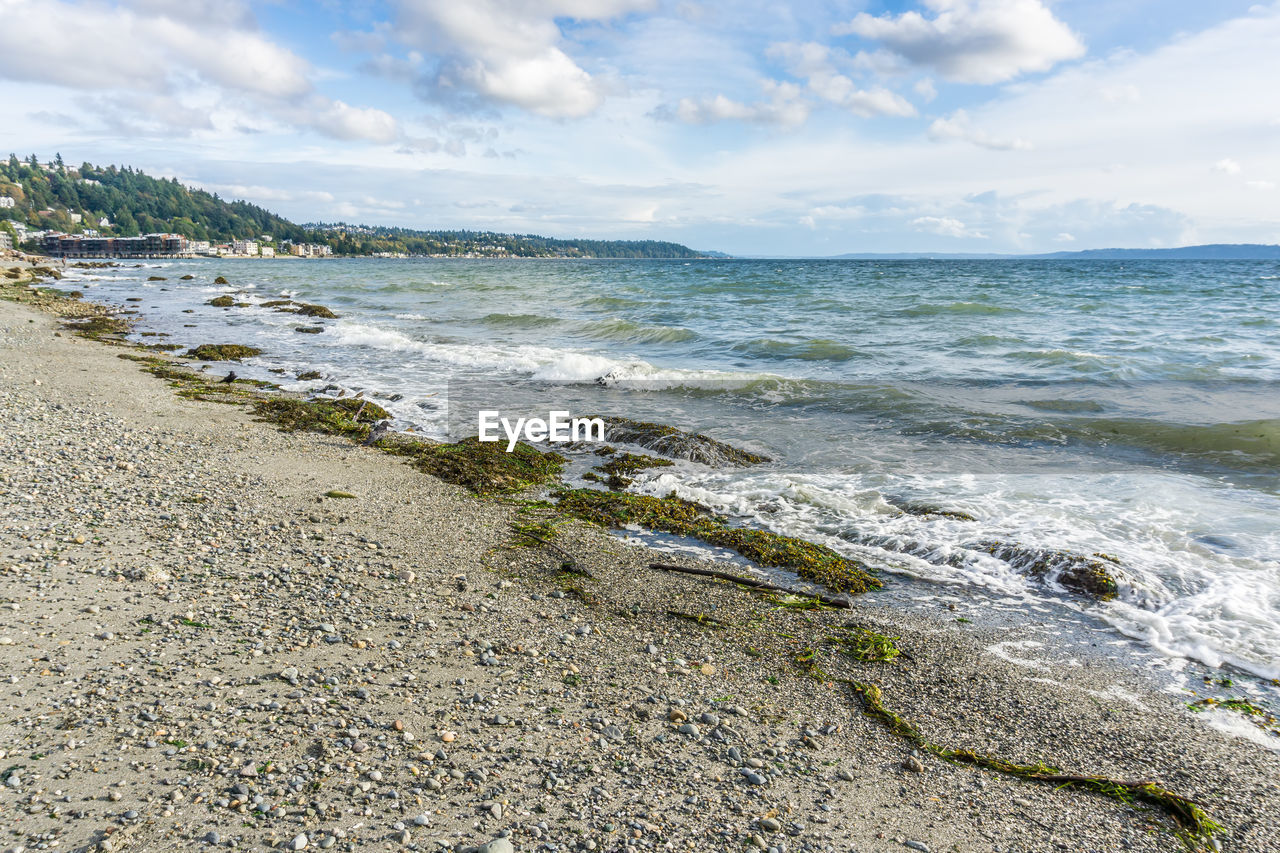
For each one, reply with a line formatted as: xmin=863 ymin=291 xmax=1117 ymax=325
xmin=0 ymin=155 xmax=708 ymax=258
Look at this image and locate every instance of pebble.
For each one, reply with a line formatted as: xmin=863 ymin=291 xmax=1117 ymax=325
xmin=288 ymin=833 xmax=308 ymax=850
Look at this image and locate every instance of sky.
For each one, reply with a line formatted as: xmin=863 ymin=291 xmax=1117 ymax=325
xmin=2 ymin=0 xmax=1279 ymax=256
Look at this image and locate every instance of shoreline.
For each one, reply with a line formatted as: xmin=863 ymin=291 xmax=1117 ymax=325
xmin=1 ymin=264 xmax=1278 ymax=851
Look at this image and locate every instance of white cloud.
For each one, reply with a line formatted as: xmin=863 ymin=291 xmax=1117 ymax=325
xmin=914 ymin=77 xmax=938 ymax=102
xmin=836 ymin=0 xmax=1085 ymax=84
xmin=767 ymin=42 xmax=918 ymax=118
xmin=395 ymin=0 xmax=655 ymax=117
xmin=928 ymin=109 xmax=1033 ymax=150
xmin=672 ymin=80 xmax=811 ymax=126
xmin=1053 ymin=231 xmax=1075 ymax=242
xmin=911 ymin=215 xmax=987 ymax=238
xmin=1213 ymin=158 xmax=1242 ymax=174
xmin=0 ymin=0 xmax=398 ymax=144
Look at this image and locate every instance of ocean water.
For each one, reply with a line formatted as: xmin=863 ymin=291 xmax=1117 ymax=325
xmin=60 ymin=258 xmax=1280 ymax=685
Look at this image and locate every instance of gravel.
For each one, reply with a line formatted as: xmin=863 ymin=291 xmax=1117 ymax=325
xmin=1 ymin=290 xmax=1278 ymax=852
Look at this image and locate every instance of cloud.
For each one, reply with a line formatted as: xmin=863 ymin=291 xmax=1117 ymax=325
xmin=928 ymin=109 xmax=1032 ymax=150
xmin=835 ymin=0 xmax=1085 ymax=84
xmin=911 ymin=215 xmax=987 ymax=238
xmin=768 ymin=42 xmax=918 ymax=118
xmin=1213 ymin=158 xmax=1242 ymax=174
xmin=0 ymin=0 xmax=397 ymax=144
xmin=394 ymin=0 xmax=655 ymax=117
xmin=667 ymin=81 xmax=810 ymax=126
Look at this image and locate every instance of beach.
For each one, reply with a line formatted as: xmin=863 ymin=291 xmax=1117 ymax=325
xmin=1 ymin=265 xmax=1278 ymax=852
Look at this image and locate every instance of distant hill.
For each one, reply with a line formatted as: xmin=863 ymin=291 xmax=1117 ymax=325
xmin=830 ymin=244 xmax=1280 ymax=260
xmin=306 ymin=222 xmax=708 ymax=258
xmin=0 ymin=154 xmax=708 ymax=258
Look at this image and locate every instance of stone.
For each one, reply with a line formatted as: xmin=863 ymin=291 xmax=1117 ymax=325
xmin=288 ymin=834 xmax=308 ymax=850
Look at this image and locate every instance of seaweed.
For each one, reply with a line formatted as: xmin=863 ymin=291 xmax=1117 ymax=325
xmin=847 ymin=681 xmax=1222 ymax=849
xmin=556 ymin=488 xmax=879 ymax=595
xmin=252 ymin=395 xmax=389 ymax=438
xmin=592 ymin=452 xmax=674 ymax=488
xmin=385 ymin=437 xmax=566 ymax=496
xmin=830 ymin=626 xmax=901 ymax=662
xmin=187 ymin=344 xmax=263 ymax=361
xmin=208 ymin=295 xmax=235 ymax=307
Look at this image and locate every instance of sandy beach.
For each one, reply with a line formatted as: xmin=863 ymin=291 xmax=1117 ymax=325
xmin=1 ymin=266 xmax=1278 ymax=853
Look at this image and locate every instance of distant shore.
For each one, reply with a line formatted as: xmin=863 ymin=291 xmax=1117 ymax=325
xmin=1 ymin=260 xmax=1277 ymax=852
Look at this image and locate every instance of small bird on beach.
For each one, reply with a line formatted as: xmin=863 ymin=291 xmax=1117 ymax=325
xmin=363 ymin=420 xmax=391 ymax=446
xmin=221 ymin=371 xmax=237 ymax=384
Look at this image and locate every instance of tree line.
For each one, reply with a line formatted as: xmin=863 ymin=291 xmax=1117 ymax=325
xmin=0 ymin=155 xmax=708 ymax=258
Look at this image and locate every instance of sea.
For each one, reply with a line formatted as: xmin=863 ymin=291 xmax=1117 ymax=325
xmin=57 ymin=257 xmax=1280 ymax=725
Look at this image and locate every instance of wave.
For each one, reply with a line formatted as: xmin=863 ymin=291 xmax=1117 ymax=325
xmin=900 ymin=301 xmax=1023 ymax=317
xmin=481 ymin=312 xmax=563 ymax=329
xmin=578 ymin=318 xmax=698 ymax=344
xmin=731 ymin=338 xmax=862 ymax=362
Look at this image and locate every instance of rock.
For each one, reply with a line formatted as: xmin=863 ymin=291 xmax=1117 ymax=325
xmin=903 ymin=755 xmax=925 ymax=773
xmin=279 ymin=666 xmax=300 ymax=685
xmin=700 ymin=663 xmax=716 ymax=676
xmin=462 ymin=839 xmax=514 ymax=853
xmin=204 ymin=831 xmax=220 ymax=844
xmin=905 ymin=842 xmax=931 ymax=853
xmin=760 ymin=818 xmax=782 ymax=832
xmin=678 ymin=722 xmax=701 ymax=737
xmin=836 ymin=768 xmax=855 ymax=782
xmin=288 ymin=834 xmax=309 ymax=850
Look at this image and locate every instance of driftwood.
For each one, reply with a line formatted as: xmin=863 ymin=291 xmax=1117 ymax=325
xmin=649 ymin=562 xmax=851 ymax=609
xmin=510 ymin=527 xmax=595 ymax=578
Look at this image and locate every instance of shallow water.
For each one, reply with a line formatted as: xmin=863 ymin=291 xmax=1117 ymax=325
xmin=60 ymin=257 xmax=1280 ymax=685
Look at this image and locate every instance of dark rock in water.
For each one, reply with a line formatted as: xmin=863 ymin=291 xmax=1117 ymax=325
xmin=972 ymin=540 xmax=1120 ymax=600
xmin=147 ymin=275 xmax=166 ymax=281
xmin=295 ymin=325 xmax=324 ymax=334
xmin=187 ymin=344 xmax=263 ymax=361
xmin=295 ymin=303 xmax=338 ymax=318
xmin=890 ymin=500 xmax=977 ymax=522
xmin=596 ymin=416 xmax=769 ymax=467
xmin=221 ymin=371 xmax=237 ymax=384
xmin=180 ymin=274 xmax=195 ymax=280
xmin=214 ymin=276 xmax=229 ymax=284
xmin=208 ymin=295 xmax=234 ymax=307
xmin=297 ymin=370 xmax=323 ymax=381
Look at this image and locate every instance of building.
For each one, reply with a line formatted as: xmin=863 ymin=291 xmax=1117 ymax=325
xmin=0 ymin=233 xmax=11 ymax=250
xmin=288 ymin=242 xmax=333 ymax=257
xmin=231 ymin=239 xmax=258 ymax=256
xmin=0 ymin=196 xmax=15 ymax=209
xmin=260 ymin=246 xmax=275 ymax=258
xmin=41 ymin=233 xmax=189 ymax=258
xmin=187 ymin=240 xmax=213 ymax=255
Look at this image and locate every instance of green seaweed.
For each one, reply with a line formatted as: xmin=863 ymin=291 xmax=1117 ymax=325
xmin=252 ymin=395 xmax=389 ymax=439
xmin=830 ymin=626 xmax=901 ymax=662
xmin=592 ymin=452 xmax=674 ymax=488
xmin=555 ymin=488 xmax=879 ymax=595
xmin=386 ymin=437 xmax=566 ymax=496
xmin=848 ymin=681 xmax=1221 ymax=849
